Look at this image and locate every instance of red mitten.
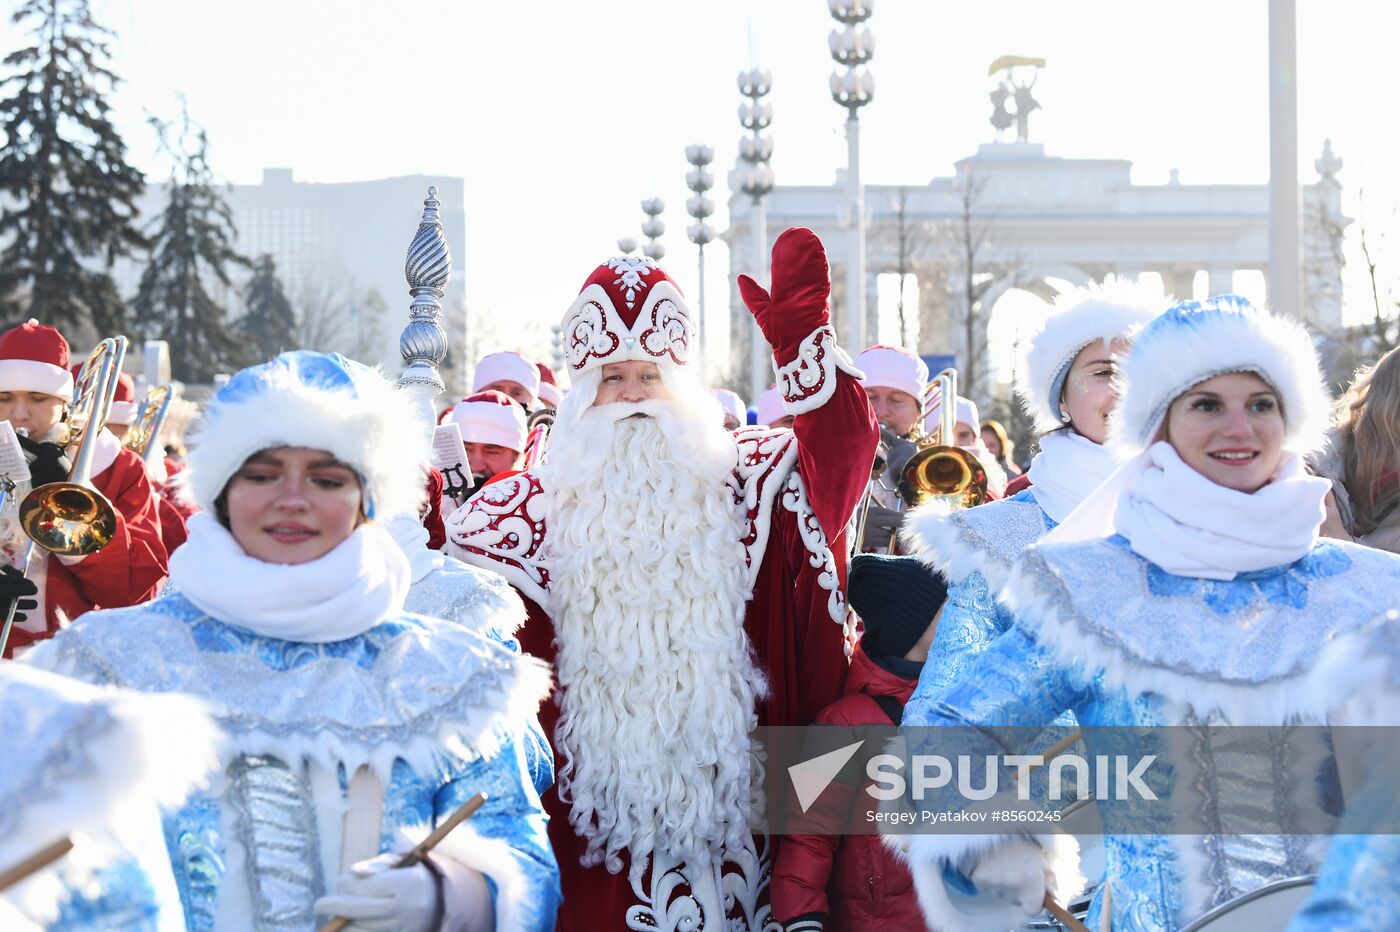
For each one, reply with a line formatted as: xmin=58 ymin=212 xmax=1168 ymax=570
xmin=736 ymin=228 xmax=832 ymax=365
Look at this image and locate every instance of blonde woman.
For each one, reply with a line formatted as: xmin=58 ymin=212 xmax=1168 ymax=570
xmin=1316 ymin=346 xmax=1400 ymax=553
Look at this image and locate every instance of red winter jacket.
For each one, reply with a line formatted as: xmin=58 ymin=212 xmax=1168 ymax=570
xmin=772 ymin=648 xmax=929 ymax=931
xmin=1004 ymin=471 xmax=1033 ymax=497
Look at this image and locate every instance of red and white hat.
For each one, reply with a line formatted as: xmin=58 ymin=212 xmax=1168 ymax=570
xmin=854 ymin=345 xmax=927 ymax=404
xmin=0 ymin=320 xmax=73 ymax=399
xmin=96 ymin=371 xmax=138 ymax=426
xmin=471 ymin=351 xmax=540 ymax=403
xmin=560 ymin=256 xmax=693 ymax=375
xmin=924 ymin=395 xmax=980 ymax=435
xmin=756 ymin=386 xmax=787 ymax=426
xmin=535 ymin=361 xmax=563 ymax=409
xmin=449 ymin=390 xmax=528 ymax=452
xmin=712 ymin=388 xmax=745 ymax=424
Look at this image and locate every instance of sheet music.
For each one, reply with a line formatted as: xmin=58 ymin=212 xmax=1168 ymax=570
xmin=431 ymin=423 xmax=471 ymax=507
xmin=0 ymin=422 xmax=31 ymax=485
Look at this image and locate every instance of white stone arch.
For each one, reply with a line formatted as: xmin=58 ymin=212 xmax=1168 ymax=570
xmin=980 ymin=263 xmax=1092 ymax=312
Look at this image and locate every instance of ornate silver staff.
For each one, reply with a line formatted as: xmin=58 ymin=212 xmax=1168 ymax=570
xmin=397 ymin=185 xmax=452 ymax=439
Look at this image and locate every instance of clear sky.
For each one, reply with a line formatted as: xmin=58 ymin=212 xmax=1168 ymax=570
xmin=4 ymin=0 xmax=1396 ymax=379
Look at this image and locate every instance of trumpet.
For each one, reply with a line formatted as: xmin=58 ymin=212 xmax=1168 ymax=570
xmin=125 ymin=383 xmax=176 ymax=465
xmin=17 ymin=337 xmax=127 ymax=557
xmin=895 ymin=368 xmax=988 ymax=510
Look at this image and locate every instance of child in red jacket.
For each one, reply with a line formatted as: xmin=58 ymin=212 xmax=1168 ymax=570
xmin=773 ymin=553 xmax=949 ymax=931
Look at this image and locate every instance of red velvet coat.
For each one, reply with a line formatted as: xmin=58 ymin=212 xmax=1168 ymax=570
xmin=771 ymin=648 xmax=927 ymax=931
xmin=5 ymin=446 xmax=169 ymax=657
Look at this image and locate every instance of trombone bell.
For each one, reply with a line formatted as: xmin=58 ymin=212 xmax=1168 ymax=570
xmin=896 ymin=445 xmax=988 ymax=510
xmin=18 ymin=484 xmax=118 ymax=556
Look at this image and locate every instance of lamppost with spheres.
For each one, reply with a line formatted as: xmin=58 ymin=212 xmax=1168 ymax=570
xmin=640 ymin=198 xmax=666 ymax=261
xmin=685 ymin=144 xmax=715 ymax=379
xmin=738 ymin=67 xmax=775 ymax=402
xmin=829 ymin=0 xmax=874 ymax=351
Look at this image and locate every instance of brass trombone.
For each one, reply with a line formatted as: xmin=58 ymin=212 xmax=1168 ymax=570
xmin=895 ymin=368 xmax=988 ymax=510
xmin=17 ymin=337 xmax=127 ymax=557
xmin=125 ymin=382 xmax=176 ymax=465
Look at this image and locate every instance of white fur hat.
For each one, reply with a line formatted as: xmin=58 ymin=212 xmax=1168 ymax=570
xmin=450 ymin=390 xmax=528 ymax=452
xmin=1018 ymin=276 xmax=1168 ymax=434
xmin=855 ymin=345 xmax=928 ymax=403
xmin=471 ymin=351 xmax=540 ymax=402
xmin=185 ymin=351 xmax=428 ymax=520
xmin=1110 ymin=295 xmax=1330 ymax=455
xmin=923 ymin=395 xmax=980 ymax=435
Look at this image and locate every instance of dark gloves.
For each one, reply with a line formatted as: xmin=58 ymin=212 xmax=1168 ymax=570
xmin=17 ymin=435 xmax=71 ymax=487
xmin=0 ymin=564 xmax=38 ymax=626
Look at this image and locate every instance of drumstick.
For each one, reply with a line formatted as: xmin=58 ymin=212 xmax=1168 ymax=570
xmin=0 ymin=837 xmax=73 ymax=893
xmin=1043 ymin=893 xmax=1091 ymax=932
xmin=318 ymin=792 xmax=488 ymax=932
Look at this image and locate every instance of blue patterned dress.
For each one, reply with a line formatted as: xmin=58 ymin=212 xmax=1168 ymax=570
xmin=24 ymin=592 xmax=561 ymax=932
xmin=899 ymin=535 xmax=1400 ymax=931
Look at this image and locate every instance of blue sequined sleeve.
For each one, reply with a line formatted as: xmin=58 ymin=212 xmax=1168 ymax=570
xmin=904 ymin=570 xmax=1016 ymax=724
xmin=433 ymin=734 xmax=562 ymax=931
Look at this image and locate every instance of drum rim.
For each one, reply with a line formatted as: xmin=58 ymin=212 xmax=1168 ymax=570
xmin=1178 ymin=874 xmax=1317 ymax=932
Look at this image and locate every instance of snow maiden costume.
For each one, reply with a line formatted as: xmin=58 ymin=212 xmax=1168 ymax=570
xmin=24 ymin=352 xmax=560 ymax=932
xmin=900 ymin=277 xmax=1164 ymax=702
xmin=893 ymin=297 xmax=1400 ymax=931
xmin=0 ymin=664 xmax=217 ymax=930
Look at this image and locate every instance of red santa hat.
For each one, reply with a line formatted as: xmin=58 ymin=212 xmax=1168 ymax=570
xmin=471 ymin=351 xmax=540 ymax=402
xmin=854 ymin=345 xmax=927 ymax=404
xmin=756 ymin=386 xmax=787 ymax=426
xmin=101 ymin=372 xmax=138 ymax=426
xmin=449 ymin=390 xmax=528 ymax=452
xmin=560 ymin=256 xmax=694 ymax=376
xmin=0 ymin=320 xmax=74 ymax=399
xmin=535 ymin=361 xmax=563 ymax=409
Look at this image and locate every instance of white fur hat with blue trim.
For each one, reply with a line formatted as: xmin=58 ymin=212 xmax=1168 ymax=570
xmin=1017 ymin=275 xmax=1168 ymax=434
xmin=185 ymin=351 xmax=428 ymax=520
xmin=1109 ymin=295 xmax=1330 ymax=455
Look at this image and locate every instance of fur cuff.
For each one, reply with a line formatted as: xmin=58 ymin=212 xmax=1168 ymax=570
xmin=421 ymin=823 xmax=533 ymax=932
xmin=774 ymin=326 xmax=864 ymax=416
xmin=886 ymin=832 xmax=1083 ymax=932
xmin=900 ymin=502 xmax=1003 ymax=590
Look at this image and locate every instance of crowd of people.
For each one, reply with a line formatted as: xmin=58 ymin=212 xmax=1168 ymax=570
xmin=2 ymin=226 xmax=1399 ymax=931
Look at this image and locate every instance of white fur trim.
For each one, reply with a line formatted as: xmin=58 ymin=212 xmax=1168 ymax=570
xmin=1109 ymin=298 xmax=1330 ymax=456
xmin=86 ymin=427 xmax=122 ymax=480
xmin=0 ymin=358 xmax=72 ymax=398
xmin=185 ymin=358 xmax=428 ymax=520
xmin=1019 ymin=276 xmax=1168 ymax=434
xmin=471 ymin=352 xmax=540 ymax=399
xmin=106 ymin=400 xmax=138 ymax=426
xmin=1001 ymin=556 xmax=1340 ymax=724
xmin=411 ymin=823 xmax=533 ymax=932
xmin=901 ymin=498 xmax=1025 ymax=592
xmin=776 ymin=326 xmax=865 ymax=415
xmin=887 ymin=831 xmax=1082 ymax=932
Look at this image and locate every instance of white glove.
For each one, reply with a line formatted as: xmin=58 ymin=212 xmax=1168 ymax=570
xmin=968 ymin=839 xmax=1050 ymax=917
xmin=314 ymin=852 xmax=440 ymax=932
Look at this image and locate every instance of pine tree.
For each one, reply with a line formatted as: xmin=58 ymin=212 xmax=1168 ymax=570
xmin=131 ymin=107 xmax=249 ymax=382
xmin=237 ymin=254 xmax=297 ymax=363
xmin=0 ymin=0 xmax=146 ymax=334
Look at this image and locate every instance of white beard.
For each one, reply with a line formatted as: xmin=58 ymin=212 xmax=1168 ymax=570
xmin=540 ymin=390 xmax=765 ymax=880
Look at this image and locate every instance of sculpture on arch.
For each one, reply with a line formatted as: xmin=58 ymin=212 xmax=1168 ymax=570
xmin=988 ymin=55 xmax=1045 ymax=143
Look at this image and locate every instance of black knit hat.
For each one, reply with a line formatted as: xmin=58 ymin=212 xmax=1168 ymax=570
xmin=848 ymin=553 xmax=949 ymax=658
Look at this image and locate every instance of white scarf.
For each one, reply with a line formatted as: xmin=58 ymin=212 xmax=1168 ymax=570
xmin=170 ymin=513 xmax=411 ymax=642
xmin=1027 ymin=430 xmax=1121 ymax=524
xmin=1113 ymin=442 xmax=1330 ymax=580
xmin=382 ymin=514 xmax=445 ymax=584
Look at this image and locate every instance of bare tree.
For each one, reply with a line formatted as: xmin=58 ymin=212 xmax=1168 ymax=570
xmin=871 ymin=187 xmax=933 ymax=348
xmin=289 ymin=268 xmax=392 ymax=366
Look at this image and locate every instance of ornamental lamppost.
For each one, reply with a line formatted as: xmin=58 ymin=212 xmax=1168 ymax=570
xmin=640 ymin=197 xmax=666 ymax=261
xmin=398 ymin=185 xmax=451 ymax=437
xmin=738 ymin=67 xmax=774 ymax=402
xmin=685 ymin=144 xmax=715 ymax=378
xmin=828 ymin=0 xmax=875 ymax=351
xmin=616 ymin=236 xmax=638 ymax=255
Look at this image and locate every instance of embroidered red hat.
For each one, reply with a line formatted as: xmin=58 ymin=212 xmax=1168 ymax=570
xmin=449 ymin=390 xmax=528 ymax=452
xmin=560 ymin=256 xmax=693 ymax=375
xmin=0 ymin=320 xmax=74 ymax=399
